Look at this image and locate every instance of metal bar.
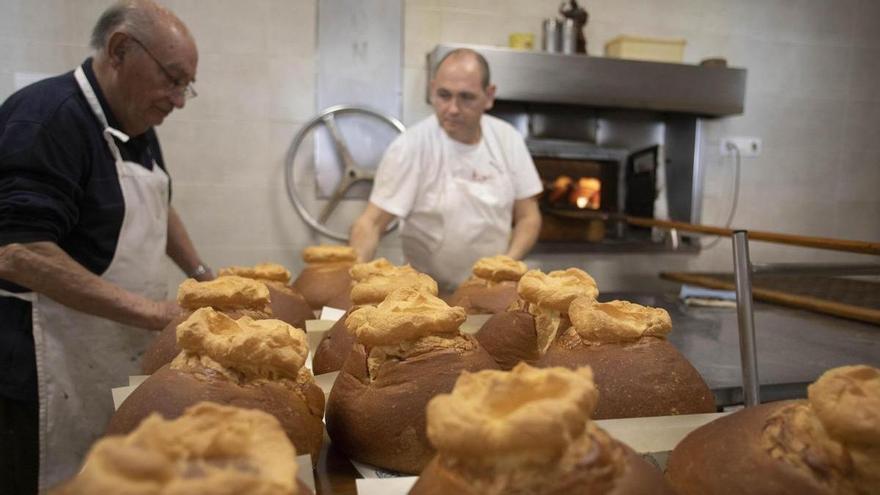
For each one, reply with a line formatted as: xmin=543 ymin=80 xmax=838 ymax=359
xmin=732 ymin=231 xmax=760 ymax=406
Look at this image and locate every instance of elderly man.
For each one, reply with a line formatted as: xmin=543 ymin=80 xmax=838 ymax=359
xmin=350 ymin=48 xmax=543 ymax=292
xmin=0 ymin=1 xmax=210 ymax=491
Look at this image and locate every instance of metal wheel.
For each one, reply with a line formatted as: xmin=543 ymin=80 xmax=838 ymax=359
xmin=285 ymin=105 xmax=405 ymax=241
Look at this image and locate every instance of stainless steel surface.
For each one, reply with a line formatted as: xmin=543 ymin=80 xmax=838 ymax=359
xmin=733 ymin=231 xmax=761 ymax=406
xmin=542 ymin=18 xmax=561 ymax=53
xmin=427 ymin=43 xmax=747 ymax=116
xmin=286 ymin=105 xmax=405 ymax=241
xmin=664 ymin=115 xmax=702 ymax=226
xmin=316 ymin=0 xmax=402 ymax=198
xmin=561 ymin=18 xmax=577 ymax=54
xmin=603 ymin=291 xmax=880 ymax=407
xmin=750 ymin=262 xmax=880 ymax=276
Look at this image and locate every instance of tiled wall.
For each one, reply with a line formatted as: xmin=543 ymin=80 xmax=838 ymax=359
xmin=2 ymin=0 xmax=878 ymax=293
xmin=403 ymin=0 xmax=880 ymax=290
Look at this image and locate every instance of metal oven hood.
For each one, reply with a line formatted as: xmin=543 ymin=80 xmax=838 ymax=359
xmin=426 ymin=43 xmax=746 ymax=117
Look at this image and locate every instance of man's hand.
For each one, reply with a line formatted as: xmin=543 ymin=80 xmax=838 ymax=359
xmin=152 ymin=300 xmax=184 ymax=329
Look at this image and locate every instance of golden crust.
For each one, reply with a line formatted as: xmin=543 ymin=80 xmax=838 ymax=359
xmin=569 ymin=298 xmax=672 ymax=343
xmin=177 ymin=276 xmax=271 ymax=312
xmin=175 ymin=308 xmax=308 ymax=381
xmin=809 ymin=365 xmax=880 ymax=446
xmin=426 ymin=363 xmax=598 ymax=462
xmin=349 ymin=265 xmax=438 ymax=306
xmin=349 ymin=258 xmax=395 ymax=281
xmin=302 ymin=245 xmax=357 ymax=264
xmin=62 ymin=402 xmax=299 ymax=494
xmin=471 ymin=255 xmax=527 ymax=283
xmin=761 ymin=365 xmax=880 ymax=494
xmin=517 ymin=268 xmax=598 ymax=311
xmin=218 ymin=263 xmax=292 ymax=284
xmin=345 ymin=287 xmax=466 ymax=346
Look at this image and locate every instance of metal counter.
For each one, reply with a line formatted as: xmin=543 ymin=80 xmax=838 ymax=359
xmin=601 ymin=291 xmax=880 ymax=406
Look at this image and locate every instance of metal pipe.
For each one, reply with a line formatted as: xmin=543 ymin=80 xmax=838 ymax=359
xmin=733 ymin=231 xmax=760 ymax=407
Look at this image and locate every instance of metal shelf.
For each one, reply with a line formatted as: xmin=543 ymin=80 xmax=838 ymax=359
xmin=427 ymin=43 xmax=747 ymax=117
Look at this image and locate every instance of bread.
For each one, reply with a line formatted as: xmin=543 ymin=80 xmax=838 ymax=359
xmin=472 ymin=310 xmax=542 ymax=369
xmin=410 ymin=363 xmax=674 ymax=495
xmin=141 ymin=276 xmax=275 ymax=375
xmin=219 ymin=263 xmax=314 ymax=329
xmin=666 ymin=365 xmax=880 ymax=495
xmin=474 ymin=268 xmax=597 ymax=369
xmin=447 ymin=255 xmax=528 ymax=314
xmin=292 ymin=245 xmax=357 ymax=310
xmin=312 ymin=259 xmax=438 ymax=375
xmin=55 ymin=402 xmax=313 ymax=495
xmin=538 ymin=297 xmax=715 ymax=419
xmin=111 ymin=308 xmax=325 ymax=462
xmin=325 ymin=288 xmax=499 ymax=473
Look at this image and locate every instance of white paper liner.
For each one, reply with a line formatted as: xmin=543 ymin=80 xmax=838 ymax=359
xmin=349 ymin=459 xmax=407 ymax=479
xmin=295 ymin=453 xmax=315 ymax=493
xmin=320 ymin=306 xmax=347 ymax=321
xmin=356 ymin=477 xmax=417 ymax=494
xmin=595 ymin=412 xmax=729 ymax=470
xmin=459 ymin=314 xmax=492 ymax=334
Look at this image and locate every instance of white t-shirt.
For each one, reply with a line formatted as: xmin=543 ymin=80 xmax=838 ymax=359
xmin=370 ymin=114 xmax=542 ymax=289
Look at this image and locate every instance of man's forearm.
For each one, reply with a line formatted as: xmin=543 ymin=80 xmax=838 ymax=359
xmin=166 ymin=206 xmax=213 ymax=280
xmin=350 ymin=218 xmax=381 ymax=262
xmin=0 ymin=242 xmax=179 ymax=329
xmin=506 ymin=215 xmax=541 ymax=260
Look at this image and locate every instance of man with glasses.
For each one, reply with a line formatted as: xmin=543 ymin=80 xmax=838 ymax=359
xmin=0 ymin=1 xmax=210 ymax=491
xmin=350 ymin=48 xmax=543 ymax=292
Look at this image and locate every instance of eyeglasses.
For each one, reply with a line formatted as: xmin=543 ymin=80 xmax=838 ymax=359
xmin=128 ymin=35 xmax=197 ymax=100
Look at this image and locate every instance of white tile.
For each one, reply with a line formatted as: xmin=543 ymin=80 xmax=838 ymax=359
xmin=265 ymin=0 xmax=317 ymax=58
xmin=852 ymin=0 xmax=880 ymax=48
xmin=841 ymin=99 xmax=880 ymax=153
xmin=833 ymin=201 xmax=880 ymax=241
xmin=402 ymin=67 xmax=433 ymax=126
xmin=848 ymin=47 xmax=880 ymax=103
xmin=790 ymin=43 xmax=853 ymax=100
xmin=404 ymin=6 xmax=442 ymax=67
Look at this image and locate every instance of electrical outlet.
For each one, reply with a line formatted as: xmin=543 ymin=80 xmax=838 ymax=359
xmin=721 ymin=137 xmax=762 ymax=157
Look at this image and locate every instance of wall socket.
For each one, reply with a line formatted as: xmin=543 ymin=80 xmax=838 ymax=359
xmin=721 ymin=137 xmax=762 ymax=157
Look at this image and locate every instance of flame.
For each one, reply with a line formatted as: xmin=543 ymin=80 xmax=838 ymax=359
xmin=570 ymin=177 xmax=601 ymax=209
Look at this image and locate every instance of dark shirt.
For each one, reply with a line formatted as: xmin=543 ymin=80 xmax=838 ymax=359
xmin=0 ymin=58 xmax=169 ymax=401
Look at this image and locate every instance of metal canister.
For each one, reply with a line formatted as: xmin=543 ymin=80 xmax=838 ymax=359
xmin=561 ymin=18 xmax=577 ymax=54
xmin=542 ymin=18 xmax=561 ymax=53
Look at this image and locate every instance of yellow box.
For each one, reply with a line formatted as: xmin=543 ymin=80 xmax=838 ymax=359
xmin=604 ymin=35 xmax=686 ymax=63
xmin=508 ymin=33 xmax=534 ymax=51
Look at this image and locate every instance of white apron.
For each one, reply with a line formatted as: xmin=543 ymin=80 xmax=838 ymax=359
xmin=0 ymin=66 xmax=169 ymax=492
xmin=402 ymin=128 xmax=515 ymax=292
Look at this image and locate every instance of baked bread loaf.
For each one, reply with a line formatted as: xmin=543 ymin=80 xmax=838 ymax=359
xmin=312 ymin=258 xmax=439 ymax=375
xmin=475 ymin=268 xmax=598 ymax=369
xmin=325 ymin=288 xmax=499 ymax=474
xmin=109 ymin=308 xmax=325 ymax=461
xmin=219 ymin=262 xmax=314 ymax=329
xmin=292 ymin=245 xmax=357 ymax=310
xmin=54 ymin=402 xmax=313 ymax=495
xmin=410 ymin=363 xmax=674 ymax=495
xmin=666 ymin=365 xmax=880 ymax=495
xmin=446 ymin=255 xmax=527 ymax=314
xmin=539 ymin=296 xmax=715 ymax=419
xmin=141 ymin=276 xmax=274 ymax=374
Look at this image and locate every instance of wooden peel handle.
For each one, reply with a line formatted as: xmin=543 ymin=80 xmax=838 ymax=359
xmin=626 ymin=217 xmax=880 ymax=256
